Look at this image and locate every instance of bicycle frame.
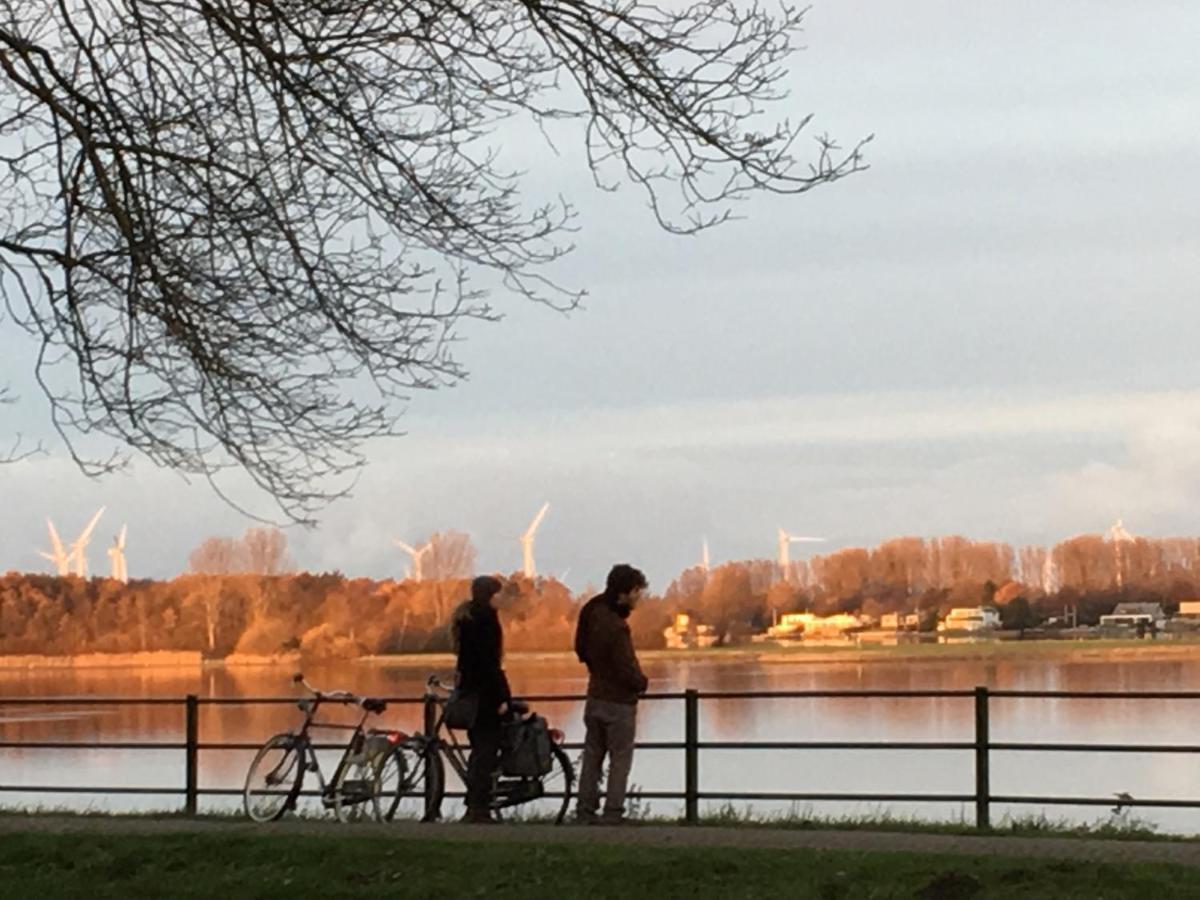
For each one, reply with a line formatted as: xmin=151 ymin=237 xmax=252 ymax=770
xmin=419 ymin=678 xmax=565 ymax=814
xmin=283 ymin=693 xmax=399 ymax=810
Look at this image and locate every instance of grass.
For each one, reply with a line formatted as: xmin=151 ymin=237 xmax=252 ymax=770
xmin=2 ymin=801 xmax=1190 ymax=845
xmin=685 ymin=804 xmax=1177 ymax=842
xmin=0 ymin=829 xmax=1197 ymax=899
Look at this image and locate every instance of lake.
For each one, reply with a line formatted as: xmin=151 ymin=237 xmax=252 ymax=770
xmin=2 ymin=654 xmax=1200 ymax=833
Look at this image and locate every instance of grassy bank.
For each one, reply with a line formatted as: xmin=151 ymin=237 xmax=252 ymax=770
xmin=0 ymin=829 xmax=1194 ymax=899
xmin=366 ymin=638 xmax=1200 ymax=666
xmin=5 ymin=638 xmax=1200 ymax=672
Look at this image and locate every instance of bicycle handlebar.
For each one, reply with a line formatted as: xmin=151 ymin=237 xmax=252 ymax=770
xmin=293 ymin=672 xmax=368 ymax=707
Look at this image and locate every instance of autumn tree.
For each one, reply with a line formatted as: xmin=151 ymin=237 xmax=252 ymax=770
xmin=242 ymin=527 xmax=296 ymax=576
xmin=188 ymin=537 xmax=246 ymax=575
xmin=1017 ymin=545 xmax=1049 ymax=591
xmin=0 ymin=1 xmax=867 ymax=520
xmin=698 ymin=563 xmax=759 ymax=644
xmin=422 ymin=531 xmax=477 ymax=582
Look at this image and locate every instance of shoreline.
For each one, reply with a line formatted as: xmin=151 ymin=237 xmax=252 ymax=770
xmin=4 ymin=639 xmax=1200 ymax=670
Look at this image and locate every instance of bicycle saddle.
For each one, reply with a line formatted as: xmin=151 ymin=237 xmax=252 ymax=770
xmin=361 ymin=697 xmax=387 ymax=714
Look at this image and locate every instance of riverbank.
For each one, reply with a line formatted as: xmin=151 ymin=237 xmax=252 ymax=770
xmin=5 ymin=639 xmax=1200 ymax=670
xmin=0 ymin=817 xmax=1197 ymax=898
xmin=363 ymin=638 xmax=1200 ymax=667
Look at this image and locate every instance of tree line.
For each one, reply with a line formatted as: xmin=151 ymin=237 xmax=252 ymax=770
xmin=2 ymin=531 xmax=1198 ymax=657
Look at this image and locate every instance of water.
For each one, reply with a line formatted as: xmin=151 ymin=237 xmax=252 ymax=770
xmin=2 ymin=655 xmax=1200 ymax=833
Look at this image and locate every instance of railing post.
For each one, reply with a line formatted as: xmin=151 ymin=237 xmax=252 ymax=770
xmin=974 ymin=685 xmax=990 ymax=830
xmin=684 ymin=689 xmax=699 ymax=824
xmin=184 ymin=694 xmax=199 ymax=816
xmin=422 ymin=695 xmax=439 ymax=822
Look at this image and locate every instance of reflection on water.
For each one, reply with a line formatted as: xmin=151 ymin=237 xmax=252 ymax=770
xmin=3 ymin=656 xmax=1200 ymax=832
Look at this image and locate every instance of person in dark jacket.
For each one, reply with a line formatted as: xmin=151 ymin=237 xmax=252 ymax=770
xmin=452 ymin=575 xmax=513 ymax=824
xmin=574 ymin=564 xmax=649 ymax=824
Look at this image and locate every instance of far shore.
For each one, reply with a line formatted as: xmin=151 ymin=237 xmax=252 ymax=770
xmin=5 ymin=638 xmax=1200 ymax=670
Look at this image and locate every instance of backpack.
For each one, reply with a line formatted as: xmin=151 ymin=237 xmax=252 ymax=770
xmin=500 ymin=714 xmax=554 ymax=777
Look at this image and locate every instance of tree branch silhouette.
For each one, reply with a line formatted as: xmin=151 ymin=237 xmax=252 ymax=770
xmin=0 ymin=1 xmax=868 ymax=520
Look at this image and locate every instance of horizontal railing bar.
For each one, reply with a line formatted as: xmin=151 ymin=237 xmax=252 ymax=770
xmin=198 ymin=788 xmax=689 ymax=801
xmin=694 ymin=690 xmax=976 ymax=700
xmin=0 ymin=741 xmax=186 ymax=750
xmin=0 ymin=698 xmax=183 ymax=706
xmin=693 ymin=792 xmax=975 ymax=803
xmin=198 ymin=697 xmax=426 ymax=707
xmin=992 ymin=795 xmax=1200 ymax=809
xmin=18 ymin=739 xmax=1194 ymax=755
xmin=0 ymin=785 xmax=183 ymax=794
xmin=518 ymin=693 xmax=684 ymax=702
xmin=991 ymin=742 xmax=1200 ymax=754
xmin=990 ymin=691 xmax=1200 ymax=700
xmin=698 ymin=741 xmax=975 ymax=751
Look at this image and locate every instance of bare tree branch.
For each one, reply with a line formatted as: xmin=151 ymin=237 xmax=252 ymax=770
xmin=0 ymin=1 xmax=867 ymax=519
xmin=0 ymin=383 xmax=43 ymax=463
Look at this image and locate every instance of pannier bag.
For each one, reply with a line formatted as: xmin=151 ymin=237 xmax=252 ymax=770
xmin=501 ymin=714 xmax=554 ymax=777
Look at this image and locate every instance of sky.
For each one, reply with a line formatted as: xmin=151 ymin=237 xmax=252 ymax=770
xmin=2 ymin=1 xmax=1199 ymax=590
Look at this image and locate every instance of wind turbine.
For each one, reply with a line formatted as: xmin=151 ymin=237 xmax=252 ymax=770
xmin=521 ymin=502 xmax=550 ymax=578
xmin=777 ymin=528 xmax=825 ymax=576
xmin=108 ymin=526 xmax=128 ymax=583
xmin=701 ymin=538 xmax=711 ymax=573
xmin=38 ymin=519 xmax=72 ymax=575
xmin=60 ymin=508 xmax=106 ymax=577
xmin=395 ymin=539 xmax=432 ymax=581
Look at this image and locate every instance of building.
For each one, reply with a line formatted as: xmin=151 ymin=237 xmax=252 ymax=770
xmin=663 ymin=613 xmax=718 ymax=650
xmin=1177 ymin=601 xmax=1200 ymax=618
xmin=1099 ymin=603 xmax=1166 ymax=630
xmin=881 ymin=612 xmax=922 ymax=631
xmin=765 ymin=612 xmax=863 ymax=640
xmin=938 ymin=607 xmax=1001 ymax=633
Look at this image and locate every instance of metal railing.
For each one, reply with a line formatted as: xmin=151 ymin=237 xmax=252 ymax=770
xmin=3 ymin=686 xmax=1200 ymax=828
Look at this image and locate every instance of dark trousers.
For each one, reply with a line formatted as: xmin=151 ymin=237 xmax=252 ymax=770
xmin=466 ymin=720 xmax=502 ymax=812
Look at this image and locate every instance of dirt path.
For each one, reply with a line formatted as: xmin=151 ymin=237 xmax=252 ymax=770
xmin=4 ymin=815 xmax=1200 ymax=868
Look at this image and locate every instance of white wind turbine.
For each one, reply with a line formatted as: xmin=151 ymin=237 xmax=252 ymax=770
xmin=521 ymin=502 xmax=550 ymax=578
xmin=69 ymin=507 xmax=106 ymax=577
xmin=38 ymin=519 xmax=72 ymax=575
xmin=395 ymin=539 xmax=433 ymax=581
xmin=777 ymin=528 xmax=825 ymax=576
xmin=701 ymin=538 xmax=711 ymax=573
xmin=108 ymin=526 xmax=129 ymax=583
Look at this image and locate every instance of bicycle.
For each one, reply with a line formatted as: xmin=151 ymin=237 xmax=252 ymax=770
xmin=243 ymin=673 xmax=419 ymax=823
xmin=396 ymin=674 xmax=575 ymax=824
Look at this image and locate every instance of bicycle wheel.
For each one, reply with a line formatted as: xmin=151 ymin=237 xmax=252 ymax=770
xmin=545 ymin=744 xmax=575 ymax=825
xmin=332 ymin=757 xmax=380 ymax=823
xmin=378 ymin=740 xmax=444 ymax=822
xmin=244 ymin=734 xmax=305 ymax=823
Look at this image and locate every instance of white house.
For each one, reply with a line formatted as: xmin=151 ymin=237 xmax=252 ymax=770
xmin=938 ymin=607 xmax=1001 ymax=633
xmin=1100 ymin=602 xmax=1166 ymax=630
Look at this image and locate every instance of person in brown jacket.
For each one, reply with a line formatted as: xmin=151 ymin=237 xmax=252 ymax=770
xmin=573 ymin=563 xmax=649 ymax=824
